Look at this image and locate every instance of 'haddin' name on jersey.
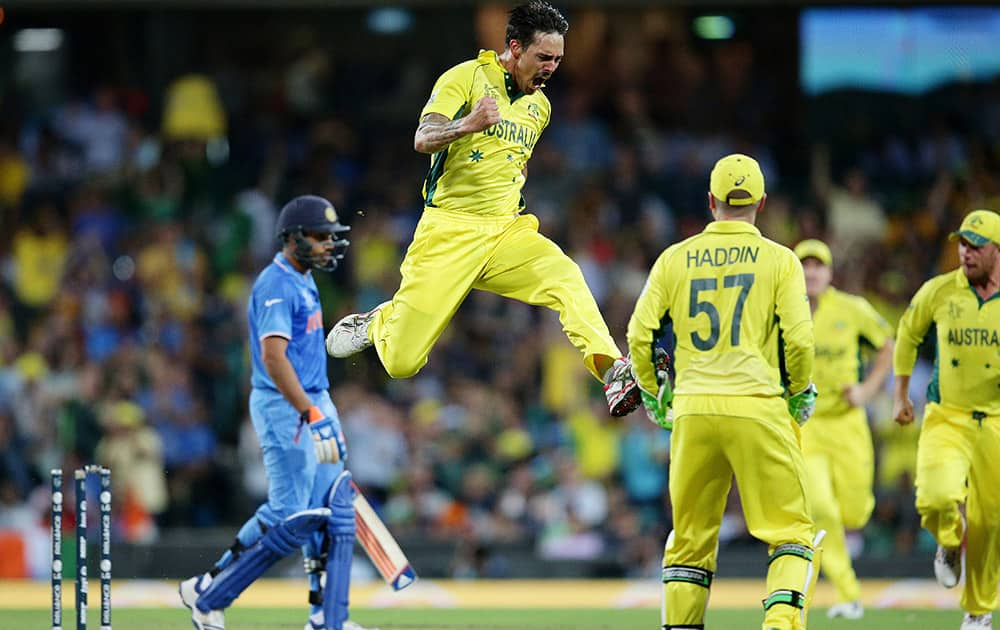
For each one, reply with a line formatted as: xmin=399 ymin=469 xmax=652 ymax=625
xmin=687 ymin=246 xmax=760 ymax=268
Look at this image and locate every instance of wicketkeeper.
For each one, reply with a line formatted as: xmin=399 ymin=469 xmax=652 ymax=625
xmin=629 ymin=154 xmax=823 ymax=630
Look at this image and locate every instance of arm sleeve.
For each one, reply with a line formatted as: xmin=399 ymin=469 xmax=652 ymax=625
xmin=255 ymin=281 xmax=296 ymax=341
xmin=893 ymin=280 xmax=936 ymax=376
xmin=420 ymin=63 xmax=472 ymax=121
xmin=775 ymin=252 xmax=814 ymax=393
xmin=627 ymin=251 xmax=673 ymax=394
xmin=855 ymin=296 xmax=893 ymax=349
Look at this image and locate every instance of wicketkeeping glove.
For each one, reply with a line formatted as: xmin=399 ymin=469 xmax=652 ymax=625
xmin=642 ymin=347 xmax=674 ymax=431
xmin=787 ymin=383 xmax=818 ymax=426
xmin=641 ymin=388 xmax=674 ymax=432
xmin=301 ymin=406 xmax=346 ymax=464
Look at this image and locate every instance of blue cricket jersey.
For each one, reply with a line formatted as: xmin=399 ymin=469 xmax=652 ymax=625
xmin=248 ymin=252 xmax=329 ymax=392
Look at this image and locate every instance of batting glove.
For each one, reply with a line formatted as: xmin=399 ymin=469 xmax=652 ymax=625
xmin=787 ymin=383 xmax=818 ymax=426
xmin=302 ymin=406 xmax=346 ymax=464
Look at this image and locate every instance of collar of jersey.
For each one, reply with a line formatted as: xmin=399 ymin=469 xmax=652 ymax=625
xmin=478 ymin=49 xmax=525 ymax=102
xmin=955 ymin=266 xmax=1000 ymax=305
xmin=704 ymin=220 xmax=761 ymax=236
xmin=274 ymin=252 xmax=311 ymax=282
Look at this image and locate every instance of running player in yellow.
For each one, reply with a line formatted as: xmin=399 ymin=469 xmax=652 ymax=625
xmin=893 ymin=209 xmax=1000 ymax=630
xmin=629 ymin=153 xmax=822 ymax=630
xmin=794 ymin=239 xmax=894 ymax=620
xmin=325 ymin=1 xmax=645 ymax=417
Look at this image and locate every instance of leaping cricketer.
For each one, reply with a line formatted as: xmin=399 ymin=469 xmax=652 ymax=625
xmin=325 ymin=1 xmax=650 ymax=418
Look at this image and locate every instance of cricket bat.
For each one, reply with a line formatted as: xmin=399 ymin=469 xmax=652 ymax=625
xmin=351 ymin=480 xmax=417 ymax=591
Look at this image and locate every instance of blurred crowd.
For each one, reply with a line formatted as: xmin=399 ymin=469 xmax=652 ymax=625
xmin=2 ymin=5 xmax=1000 ymax=580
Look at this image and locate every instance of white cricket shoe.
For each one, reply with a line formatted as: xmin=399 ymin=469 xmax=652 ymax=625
xmin=827 ymin=600 xmax=864 ymax=619
xmin=961 ymin=613 xmax=992 ymax=630
xmin=305 ymin=610 xmax=379 ymax=630
xmin=179 ymin=572 xmax=225 ymax=630
xmin=934 ymin=544 xmax=963 ymax=589
xmin=326 ymin=302 xmax=389 ymax=358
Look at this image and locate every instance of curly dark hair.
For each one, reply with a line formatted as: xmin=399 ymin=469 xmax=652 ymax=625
xmin=505 ymin=1 xmax=569 ymax=48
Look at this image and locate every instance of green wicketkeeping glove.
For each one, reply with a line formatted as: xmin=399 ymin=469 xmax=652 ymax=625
xmin=787 ymin=383 xmax=818 ymax=426
xmin=641 ymin=382 xmax=674 ymax=432
xmin=641 ymin=347 xmax=674 ymax=431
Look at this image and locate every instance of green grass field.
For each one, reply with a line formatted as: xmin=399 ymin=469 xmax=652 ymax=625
xmin=0 ymin=607 xmax=961 ymax=629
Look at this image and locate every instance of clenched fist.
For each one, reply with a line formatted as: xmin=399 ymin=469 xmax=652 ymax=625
xmin=462 ymin=96 xmax=501 ymax=134
xmin=892 ymin=396 xmax=915 ymax=426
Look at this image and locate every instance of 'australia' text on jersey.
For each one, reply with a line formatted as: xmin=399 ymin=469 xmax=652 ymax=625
xmin=947 ymin=327 xmax=1000 ymax=347
xmin=482 ymin=119 xmax=538 ymax=150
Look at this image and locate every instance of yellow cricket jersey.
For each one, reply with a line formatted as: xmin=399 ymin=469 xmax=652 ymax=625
xmin=811 ymin=287 xmax=894 ymax=417
xmin=628 ymin=221 xmax=814 ymax=398
xmin=13 ymin=230 xmax=69 ymax=307
xmin=419 ymin=50 xmax=551 ymax=216
xmin=894 ymin=268 xmax=1000 ymax=416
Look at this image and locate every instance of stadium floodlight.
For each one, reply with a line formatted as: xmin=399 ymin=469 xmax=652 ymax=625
xmin=693 ymin=16 xmax=735 ymax=40
xmin=13 ymin=28 xmax=64 ymax=52
xmin=367 ymin=7 xmax=413 ymax=35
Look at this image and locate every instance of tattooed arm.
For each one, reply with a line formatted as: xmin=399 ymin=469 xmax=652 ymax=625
xmin=414 ymin=114 xmax=468 ymax=154
xmin=414 ymin=96 xmax=501 ymax=154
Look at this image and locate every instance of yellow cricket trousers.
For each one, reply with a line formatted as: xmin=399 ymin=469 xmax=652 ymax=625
xmin=916 ymin=402 xmax=1000 ymax=616
xmin=368 ymin=208 xmax=621 ymax=379
xmin=665 ymin=395 xmax=818 ymax=630
xmin=800 ymin=406 xmax=874 ymax=603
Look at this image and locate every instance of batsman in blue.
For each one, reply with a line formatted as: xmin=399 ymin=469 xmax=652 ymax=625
xmin=178 ymin=195 xmax=374 ymax=630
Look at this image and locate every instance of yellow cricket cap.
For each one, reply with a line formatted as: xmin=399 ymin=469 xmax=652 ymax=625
xmin=948 ymin=209 xmax=1000 ymax=247
xmin=794 ymin=239 xmax=832 ymax=266
xmin=710 ymin=153 xmax=765 ymax=206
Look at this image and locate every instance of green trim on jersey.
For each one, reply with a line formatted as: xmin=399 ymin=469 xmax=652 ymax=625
xmin=895 ymin=269 xmax=1000 ymax=415
xmin=927 ymin=324 xmax=941 ymax=404
xmin=776 ymin=316 xmax=789 ymax=391
xmin=626 ymin=221 xmax=814 ymax=398
xmin=970 ymin=285 xmax=1000 ymax=307
xmin=504 ymin=71 xmax=525 ymax=102
xmin=418 ymin=50 xmax=551 ymax=216
xmin=857 ymin=335 xmax=876 ymax=382
xmin=423 ymin=104 xmax=466 ymax=207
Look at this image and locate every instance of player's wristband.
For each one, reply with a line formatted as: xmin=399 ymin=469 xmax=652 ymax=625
xmin=294 ymin=405 xmax=325 ymax=443
xmin=300 ymin=405 xmax=325 ymax=424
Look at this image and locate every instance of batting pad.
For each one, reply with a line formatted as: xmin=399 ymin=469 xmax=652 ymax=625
xmin=197 ymin=508 xmax=329 ymax=613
